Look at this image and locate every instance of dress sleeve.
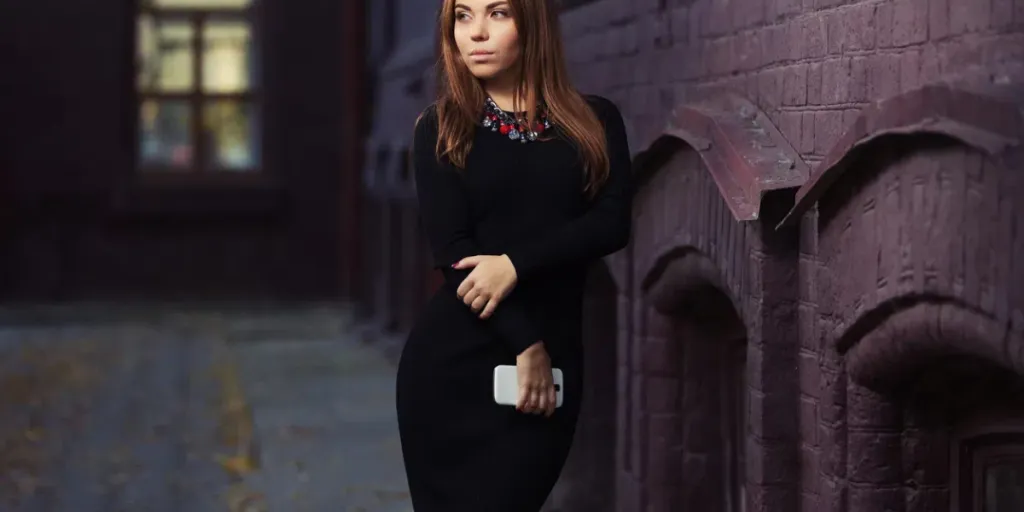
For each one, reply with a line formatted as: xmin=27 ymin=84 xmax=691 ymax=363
xmin=412 ymin=107 xmax=541 ymax=357
xmin=503 ymin=96 xmax=633 ymax=279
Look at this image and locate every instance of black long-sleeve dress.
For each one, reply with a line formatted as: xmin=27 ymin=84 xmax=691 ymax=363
xmin=395 ymin=95 xmax=632 ymax=512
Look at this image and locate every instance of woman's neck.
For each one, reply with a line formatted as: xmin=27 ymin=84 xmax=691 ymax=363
xmin=483 ymin=71 xmax=526 ymax=112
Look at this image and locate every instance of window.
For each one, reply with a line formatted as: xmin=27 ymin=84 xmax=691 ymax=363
xmin=958 ymin=433 xmax=1024 ymax=512
xmin=136 ymin=0 xmax=260 ymax=173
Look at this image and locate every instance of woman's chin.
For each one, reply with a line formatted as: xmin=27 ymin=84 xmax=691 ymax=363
xmin=465 ymin=63 xmax=506 ymax=81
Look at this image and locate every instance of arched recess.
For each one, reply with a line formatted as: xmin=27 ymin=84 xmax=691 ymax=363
xmin=544 ymin=261 xmax=620 ymax=512
xmin=810 ymin=82 xmax=1024 ymax=512
xmin=624 ymin=90 xmax=808 ymax=512
xmin=640 ymin=247 xmax=749 ymax=512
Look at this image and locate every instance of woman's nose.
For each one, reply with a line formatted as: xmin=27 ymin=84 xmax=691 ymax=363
xmin=469 ymin=21 xmax=488 ymax=41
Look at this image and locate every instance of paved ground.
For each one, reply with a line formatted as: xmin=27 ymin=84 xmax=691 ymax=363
xmin=226 ymin=310 xmax=412 ymax=512
xmin=0 ymin=303 xmax=411 ymax=512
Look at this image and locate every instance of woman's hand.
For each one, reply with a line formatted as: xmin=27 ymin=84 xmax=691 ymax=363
xmin=453 ymin=254 xmax=518 ymax=319
xmin=515 ymin=342 xmax=557 ymax=417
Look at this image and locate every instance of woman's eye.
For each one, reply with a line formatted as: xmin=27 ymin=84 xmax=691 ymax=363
xmin=455 ymin=11 xmax=469 ymax=21
xmin=491 ymin=10 xmax=509 ymax=18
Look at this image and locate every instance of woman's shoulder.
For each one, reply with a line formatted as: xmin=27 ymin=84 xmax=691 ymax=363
xmin=581 ymin=94 xmax=623 ymax=123
xmin=413 ymin=103 xmax=441 ymax=147
xmin=415 ymin=103 xmax=440 ymax=131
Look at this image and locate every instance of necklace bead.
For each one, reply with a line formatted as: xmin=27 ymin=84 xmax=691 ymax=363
xmin=482 ymin=97 xmax=550 ymax=144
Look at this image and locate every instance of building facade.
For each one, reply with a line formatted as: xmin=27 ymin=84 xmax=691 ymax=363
xmin=361 ymin=0 xmax=1024 ymax=511
xmin=0 ymin=0 xmax=366 ymax=300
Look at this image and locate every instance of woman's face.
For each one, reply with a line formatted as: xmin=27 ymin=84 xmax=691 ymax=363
xmin=453 ymin=0 xmax=520 ymax=82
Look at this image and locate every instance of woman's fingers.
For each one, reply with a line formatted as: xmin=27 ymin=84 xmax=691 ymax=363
xmin=470 ymin=295 xmax=487 ymax=313
xmin=545 ymin=385 xmax=557 ymax=417
xmin=479 ymin=297 xmax=500 ymax=319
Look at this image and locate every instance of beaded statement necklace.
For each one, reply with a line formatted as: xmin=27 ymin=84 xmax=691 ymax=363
xmin=481 ymin=97 xmax=552 ymax=144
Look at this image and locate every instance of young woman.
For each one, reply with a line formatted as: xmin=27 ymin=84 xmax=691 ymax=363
xmin=395 ymin=0 xmax=632 ymax=509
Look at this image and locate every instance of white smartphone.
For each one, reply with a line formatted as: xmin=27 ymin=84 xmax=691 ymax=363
xmin=493 ymin=365 xmax=564 ymax=409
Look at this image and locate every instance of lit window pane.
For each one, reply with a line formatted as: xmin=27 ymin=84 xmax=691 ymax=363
xmin=202 ymin=21 xmax=252 ymax=93
xmin=203 ymin=101 xmax=259 ymax=171
xmin=139 ymin=100 xmax=194 ymax=169
xmin=986 ymin=460 xmax=1024 ymax=512
xmin=137 ymin=16 xmax=194 ymax=92
xmin=152 ymin=0 xmax=251 ymax=7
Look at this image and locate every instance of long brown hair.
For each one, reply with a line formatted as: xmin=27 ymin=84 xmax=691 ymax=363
xmin=432 ymin=0 xmax=610 ymax=196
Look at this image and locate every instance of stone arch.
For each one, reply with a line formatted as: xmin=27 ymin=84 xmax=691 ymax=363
xmin=545 ymin=261 xmax=620 ymax=512
xmin=839 ymin=298 xmax=1024 ymax=388
xmin=811 ymin=84 xmax=1024 ymax=512
xmin=639 ymin=246 xmax=749 ymax=511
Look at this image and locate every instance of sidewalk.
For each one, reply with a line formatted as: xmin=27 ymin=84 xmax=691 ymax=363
xmin=0 ymin=305 xmax=246 ymax=512
xmin=221 ymin=307 xmax=413 ymax=512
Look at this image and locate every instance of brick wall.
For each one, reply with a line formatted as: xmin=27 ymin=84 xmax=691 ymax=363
xmin=559 ymin=0 xmax=1023 ymax=171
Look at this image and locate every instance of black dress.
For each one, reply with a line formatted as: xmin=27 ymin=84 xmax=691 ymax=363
xmin=395 ymin=95 xmax=632 ymax=512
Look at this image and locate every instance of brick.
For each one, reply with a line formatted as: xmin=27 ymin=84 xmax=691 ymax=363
xmin=734 ymin=0 xmax=766 ymax=29
xmin=776 ymin=0 xmax=802 ymax=19
xmin=799 ymin=350 xmax=821 ymax=398
xmin=849 ymin=56 xmax=868 ymax=102
xmin=901 ymin=428 xmax=951 ymax=486
xmin=800 ymin=112 xmax=816 ymax=154
xmin=757 ymin=67 xmax=785 ymax=112
xmin=818 ymin=423 xmax=845 ymax=476
xmin=799 ymin=396 xmax=819 ymax=445
xmin=929 ymin=0 xmax=949 ymax=39
xmin=812 ymin=110 xmax=844 ymax=155
xmin=846 ymin=2 xmax=877 ymax=50
xmin=842 ymin=109 xmax=859 ymax=133
xmin=847 ymin=431 xmax=902 ymax=483
xmin=866 ymin=53 xmax=901 ymax=100
xmin=917 ymin=43 xmax=937 ymax=83
xmin=892 ymin=0 xmax=928 ymax=46
xmin=950 ymin=0 xmax=992 ymax=34
xmin=786 ymin=18 xmax=809 ymax=61
xmin=763 ymin=23 xmax=786 ymax=66
xmin=778 ymin=111 xmax=802 ymax=148
xmin=875 ymin=1 xmax=894 ymax=48
xmin=782 ymin=64 xmax=808 ymax=105
xmin=846 ymin=383 xmax=901 ymax=427
xmin=800 ymin=445 xmax=820 ymax=492
xmin=821 ymin=57 xmax=851 ymax=104
xmin=801 ymin=14 xmax=828 ymax=58
xmin=848 ymin=486 xmax=904 ymax=511
xmin=707 ymin=0 xmax=732 ymax=36
xmin=747 ymin=439 xmax=799 ymax=485
xmin=900 ymin=49 xmax=922 ymax=92
xmin=806 ymin=61 xmax=823 ymax=105
xmin=735 ymin=30 xmax=764 ymax=72
xmin=826 ymin=10 xmax=846 ymax=54
xmin=906 ymin=489 xmax=951 ymax=512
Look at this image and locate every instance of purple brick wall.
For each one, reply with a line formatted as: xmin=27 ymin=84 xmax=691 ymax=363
xmin=545 ymin=0 xmax=1024 ymax=511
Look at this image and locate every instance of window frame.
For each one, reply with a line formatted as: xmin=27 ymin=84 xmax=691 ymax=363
xmin=134 ymin=0 xmax=264 ymax=181
xmin=952 ymin=417 xmax=1024 ymax=512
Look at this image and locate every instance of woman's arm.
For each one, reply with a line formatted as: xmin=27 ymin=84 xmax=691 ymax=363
xmin=503 ymin=96 xmax=633 ymax=280
xmin=413 ymin=106 xmax=541 ymax=357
